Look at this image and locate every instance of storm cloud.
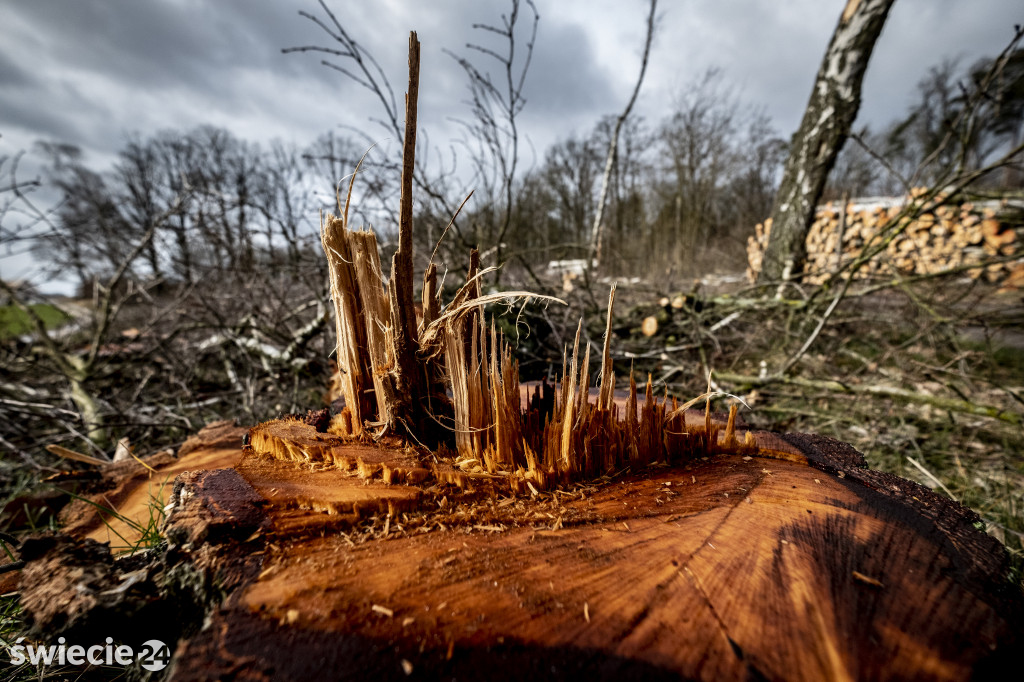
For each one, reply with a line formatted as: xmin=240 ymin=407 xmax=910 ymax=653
xmin=0 ymin=0 xmax=1019 ymax=193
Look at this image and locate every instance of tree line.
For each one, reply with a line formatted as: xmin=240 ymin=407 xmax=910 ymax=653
xmin=30 ymin=45 xmax=1023 ymax=296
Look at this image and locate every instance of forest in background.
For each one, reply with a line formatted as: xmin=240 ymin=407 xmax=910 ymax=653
xmin=2 ymin=2 xmax=1024 ymax=581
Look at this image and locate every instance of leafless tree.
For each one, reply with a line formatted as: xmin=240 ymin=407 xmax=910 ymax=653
xmin=589 ymin=0 xmax=658 ymax=266
xmin=655 ymin=69 xmax=744 ymax=268
xmin=445 ymin=0 xmax=539 ymax=283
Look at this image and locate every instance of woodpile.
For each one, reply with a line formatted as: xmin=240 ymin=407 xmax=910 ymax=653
xmin=747 ymin=191 xmax=1024 ymax=287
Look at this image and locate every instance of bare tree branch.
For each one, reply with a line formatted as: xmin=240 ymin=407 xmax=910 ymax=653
xmin=589 ymin=0 xmax=658 ymax=265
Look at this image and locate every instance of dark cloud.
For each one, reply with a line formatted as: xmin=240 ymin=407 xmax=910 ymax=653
xmin=0 ymin=0 xmax=1019 ymax=175
xmin=0 ymin=87 xmax=84 ymax=144
xmin=525 ymin=19 xmax=616 ymax=117
xmin=0 ymin=49 xmax=32 ymax=88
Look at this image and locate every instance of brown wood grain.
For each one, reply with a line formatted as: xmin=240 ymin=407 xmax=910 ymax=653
xmin=154 ymin=430 xmax=1019 ymax=681
xmin=44 ymin=410 xmax=1019 ymax=680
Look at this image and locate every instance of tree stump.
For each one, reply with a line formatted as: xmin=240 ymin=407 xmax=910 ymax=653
xmin=13 ymin=32 xmax=1020 ymax=681
xmin=18 ymin=410 xmax=1020 ymax=681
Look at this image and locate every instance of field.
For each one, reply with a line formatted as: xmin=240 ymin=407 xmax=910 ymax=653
xmin=0 ymin=304 xmax=69 ymax=340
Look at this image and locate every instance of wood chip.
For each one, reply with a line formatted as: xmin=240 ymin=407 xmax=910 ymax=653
xmin=852 ymin=571 xmax=884 ymax=588
xmin=45 ymin=444 xmax=110 ymax=467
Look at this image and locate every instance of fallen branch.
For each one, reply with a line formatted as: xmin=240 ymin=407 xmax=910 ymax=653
xmin=714 ymin=371 xmax=1023 ymax=426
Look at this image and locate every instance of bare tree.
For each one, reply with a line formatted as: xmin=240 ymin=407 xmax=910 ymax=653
xmin=656 ymin=69 xmax=743 ymax=268
xmin=446 ymin=0 xmax=539 ymax=283
xmin=541 ymin=134 xmax=602 ymax=248
xmin=758 ymin=0 xmax=896 ymax=284
xmin=589 ymin=0 xmax=657 ymax=266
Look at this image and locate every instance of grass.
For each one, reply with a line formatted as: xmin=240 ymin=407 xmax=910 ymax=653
xmin=0 ymin=303 xmax=70 ymax=340
xmin=0 ymin=477 xmax=169 ymax=681
xmin=0 ymin=533 xmax=34 ymax=682
xmin=0 ymin=591 xmax=33 ymax=682
xmin=61 ymin=480 xmax=170 ymax=555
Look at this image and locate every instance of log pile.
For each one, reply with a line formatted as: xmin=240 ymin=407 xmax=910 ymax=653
xmin=747 ymin=191 xmax=1024 ymax=287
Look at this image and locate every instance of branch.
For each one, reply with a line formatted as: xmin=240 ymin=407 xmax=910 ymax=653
xmin=84 ymin=197 xmax=181 ymax=370
xmin=589 ymin=0 xmax=657 ymax=265
xmin=714 ymin=371 xmax=1023 ymax=427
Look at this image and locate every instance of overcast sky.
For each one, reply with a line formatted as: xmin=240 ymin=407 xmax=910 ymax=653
xmin=1 ymin=0 xmax=1021 ymax=284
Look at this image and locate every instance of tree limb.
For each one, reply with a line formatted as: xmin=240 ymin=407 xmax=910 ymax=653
xmin=589 ymin=0 xmax=657 ymax=265
xmin=714 ymin=371 xmax=1023 ymax=427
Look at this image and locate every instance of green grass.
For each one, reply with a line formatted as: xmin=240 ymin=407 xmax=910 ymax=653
xmin=62 ymin=480 xmax=169 ymax=555
xmin=0 ymin=591 xmax=33 ymax=682
xmin=0 ymin=478 xmax=169 ymax=681
xmin=0 ymin=533 xmax=34 ymax=682
xmin=0 ymin=303 xmax=70 ymax=340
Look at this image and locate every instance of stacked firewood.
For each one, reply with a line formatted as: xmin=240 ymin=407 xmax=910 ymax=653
xmin=747 ymin=191 xmax=1024 ymax=288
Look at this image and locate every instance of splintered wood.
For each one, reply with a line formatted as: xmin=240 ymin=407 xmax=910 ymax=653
xmin=321 ymin=217 xmax=392 ymax=435
xmin=746 ymin=190 xmax=1023 ymax=287
xmin=294 ymin=27 xmax=753 ymax=491
xmin=268 ymin=230 xmax=756 ymax=492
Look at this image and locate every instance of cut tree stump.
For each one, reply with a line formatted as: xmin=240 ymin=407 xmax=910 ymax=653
xmin=20 ymin=408 xmax=1020 ymax=681
xmin=14 ymin=32 xmax=1021 ymax=681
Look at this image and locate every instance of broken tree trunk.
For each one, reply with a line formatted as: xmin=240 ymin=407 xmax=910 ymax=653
xmin=757 ymin=0 xmax=895 ymax=283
